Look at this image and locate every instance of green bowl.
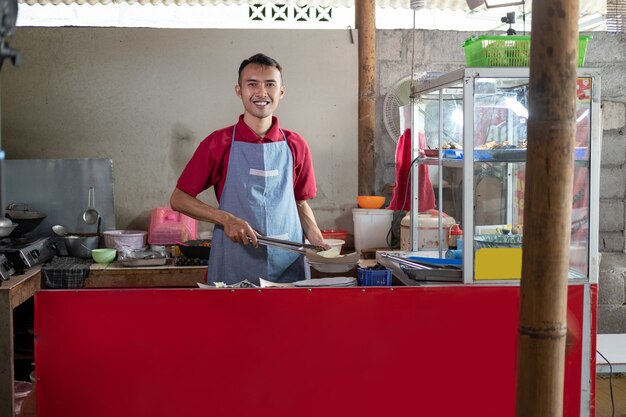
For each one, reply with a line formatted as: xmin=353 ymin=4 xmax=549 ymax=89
xmin=91 ymin=248 xmax=117 ymax=264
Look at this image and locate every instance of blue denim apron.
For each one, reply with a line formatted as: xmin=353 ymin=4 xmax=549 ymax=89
xmin=207 ymin=125 xmax=304 ymax=285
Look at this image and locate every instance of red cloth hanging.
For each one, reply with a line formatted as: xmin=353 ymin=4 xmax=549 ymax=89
xmin=388 ymin=128 xmax=436 ymax=212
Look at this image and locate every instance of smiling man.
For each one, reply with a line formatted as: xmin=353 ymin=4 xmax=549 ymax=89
xmin=171 ymin=53 xmax=327 ymax=286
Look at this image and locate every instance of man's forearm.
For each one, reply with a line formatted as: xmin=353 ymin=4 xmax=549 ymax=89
xmin=170 ymin=187 xmax=231 ymax=226
xmin=170 ymin=188 xmax=258 ymax=245
xmin=296 ymin=200 xmax=325 ymax=247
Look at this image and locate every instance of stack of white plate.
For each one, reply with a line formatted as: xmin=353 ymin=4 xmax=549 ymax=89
xmin=293 ymin=277 xmax=357 ymax=288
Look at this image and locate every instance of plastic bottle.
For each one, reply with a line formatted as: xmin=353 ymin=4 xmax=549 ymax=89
xmin=448 ymin=224 xmax=463 ymax=250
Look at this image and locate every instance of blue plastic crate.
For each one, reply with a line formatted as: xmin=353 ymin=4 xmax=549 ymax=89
xmin=357 ymin=268 xmax=392 ymax=286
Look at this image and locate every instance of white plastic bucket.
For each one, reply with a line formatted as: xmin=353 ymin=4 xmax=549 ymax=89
xmin=352 ymin=208 xmax=393 ymax=256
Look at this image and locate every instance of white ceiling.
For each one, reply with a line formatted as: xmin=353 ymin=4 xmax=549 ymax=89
xmin=18 ymin=0 xmax=606 ymax=14
xmin=15 ymin=0 xmax=608 ymax=32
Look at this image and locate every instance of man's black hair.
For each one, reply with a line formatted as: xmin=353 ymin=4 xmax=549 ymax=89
xmin=238 ymin=53 xmax=283 ymax=85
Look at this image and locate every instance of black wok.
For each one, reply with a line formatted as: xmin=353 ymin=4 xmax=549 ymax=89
xmin=5 ymin=203 xmax=47 ymax=236
xmin=178 ymin=240 xmax=211 ymax=259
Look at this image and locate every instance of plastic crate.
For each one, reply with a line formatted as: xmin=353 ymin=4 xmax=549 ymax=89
xmin=357 ymin=267 xmax=392 ymax=286
xmin=462 ymin=35 xmax=591 ymax=67
xmin=148 ymin=207 xmax=197 ymax=245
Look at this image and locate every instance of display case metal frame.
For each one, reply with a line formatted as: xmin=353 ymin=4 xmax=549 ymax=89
xmin=409 ymin=67 xmax=601 ymax=285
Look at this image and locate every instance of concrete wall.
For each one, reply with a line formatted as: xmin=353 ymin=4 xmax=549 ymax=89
xmin=0 ymin=28 xmax=359 ymax=235
xmin=2 ymin=27 xmax=625 ymax=332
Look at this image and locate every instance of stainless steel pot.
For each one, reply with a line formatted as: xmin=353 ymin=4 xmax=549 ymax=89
xmin=5 ymin=203 xmax=47 ymax=236
xmin=61 ymin=235 xmax=100 ymax=258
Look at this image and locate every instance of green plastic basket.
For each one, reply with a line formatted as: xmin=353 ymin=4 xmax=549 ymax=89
xmin=462 ymin=35 xmax=591 ymax=67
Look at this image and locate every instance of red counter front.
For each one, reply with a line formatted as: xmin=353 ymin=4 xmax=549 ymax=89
xmin=34 ymin=284 xmax=596 ymax=417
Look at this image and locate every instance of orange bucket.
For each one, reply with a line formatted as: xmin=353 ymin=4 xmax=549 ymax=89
xmin=321 ymin=229 xmax=349 ymax=242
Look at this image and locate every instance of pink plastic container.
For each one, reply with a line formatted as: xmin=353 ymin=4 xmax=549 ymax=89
xmin=148 ymin=207 xmax=197 ymax=245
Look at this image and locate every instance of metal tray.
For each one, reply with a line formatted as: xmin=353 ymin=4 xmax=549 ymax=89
xmin=118 ymin=249 xmax=168 ymax=267
xmin=400 ymin=265 xmax=462 ymax=283
xmin=449 ymin=147 xmax=588 ymax=162
xmin=406 ymin=256 xmax=463 ymax=268
xmin=475 ymin=148 xmax=526 ymax=161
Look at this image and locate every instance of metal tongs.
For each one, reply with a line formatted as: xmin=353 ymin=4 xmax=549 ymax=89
xmin=254 ymin=235 xmax=323 ymax=254
xmin=251 ymin=235 xmax=359 ymax=272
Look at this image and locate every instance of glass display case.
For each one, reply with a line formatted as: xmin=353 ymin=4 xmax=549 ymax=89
xmin=408 ymin=67 xmax=601 ymax=284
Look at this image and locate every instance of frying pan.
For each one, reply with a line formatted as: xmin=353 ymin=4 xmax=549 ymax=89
xmin=5 ymin=203 xmax=47 ymax=236
xmin=178 ymin=239 xmax=212 ymax=259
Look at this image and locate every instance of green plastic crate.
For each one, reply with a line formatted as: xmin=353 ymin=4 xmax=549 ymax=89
xmin=462 ymin=35 xmax=591 ymax=67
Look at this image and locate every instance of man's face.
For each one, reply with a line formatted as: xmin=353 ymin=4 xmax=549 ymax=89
xmin=236 ymin=63 xmax=285 ymax=122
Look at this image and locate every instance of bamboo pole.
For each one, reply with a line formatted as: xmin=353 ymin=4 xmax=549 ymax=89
xmin=355 ymin=0 xmax=376 ymax=196
xmin=516 ymin=1 xmax=580 ymax=416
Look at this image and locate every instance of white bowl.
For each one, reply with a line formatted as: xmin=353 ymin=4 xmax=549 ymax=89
xmin=324 ymin=238 xmax=345 ymax=253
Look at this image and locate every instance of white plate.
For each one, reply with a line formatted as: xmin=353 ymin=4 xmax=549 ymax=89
xmin=259 ymin=278 xmax=295 ymax=288
xmin=307 ymin=261 xmax=358 ymax=273
xmin=293 ymin=277 xmax=357 ymax=287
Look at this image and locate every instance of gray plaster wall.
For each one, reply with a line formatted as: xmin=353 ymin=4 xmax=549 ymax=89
xmin=377 ymin=30 xmax=626 ymax=333
xmin=0 ymin=28 xmax=359 ymax=235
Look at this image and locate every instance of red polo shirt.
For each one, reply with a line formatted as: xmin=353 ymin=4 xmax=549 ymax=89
xmin=176 ymin=115 xmax=317 ymax=203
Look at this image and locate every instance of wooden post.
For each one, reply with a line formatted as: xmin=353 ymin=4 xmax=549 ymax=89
xmin=516 ymin=1 xmax=580 ymax=417
xmin=355 ymin=0 xmax=376 ymax=196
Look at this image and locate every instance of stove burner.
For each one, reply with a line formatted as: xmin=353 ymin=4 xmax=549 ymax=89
xmin=0 ymin=236 xmax=58 ymax=269
xmin=0 ymin=254 xmax=15 ymax=281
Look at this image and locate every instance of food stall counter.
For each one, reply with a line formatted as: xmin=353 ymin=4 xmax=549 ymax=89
xmin=33 ymin=282 xmax=595 ymax=417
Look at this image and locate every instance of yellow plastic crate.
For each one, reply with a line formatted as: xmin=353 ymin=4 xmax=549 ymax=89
xmin=475 ymin=248 xmax=522 ymax=280
xmin=463 ymin=35 xmax=591 ymax=67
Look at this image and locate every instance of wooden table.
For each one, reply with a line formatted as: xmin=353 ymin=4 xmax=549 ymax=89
xmin=86 ymin=260 xmax=207 ymax=288
xmin=0 ymin=266 xmax=41 ymax=417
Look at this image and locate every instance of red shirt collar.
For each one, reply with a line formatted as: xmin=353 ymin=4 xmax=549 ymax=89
xmin=235 ymin=115 xmax=283 ymax=142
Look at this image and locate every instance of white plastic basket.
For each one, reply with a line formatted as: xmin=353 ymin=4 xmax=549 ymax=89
xmin=103 ymin=230 xmax=147 ymax=250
